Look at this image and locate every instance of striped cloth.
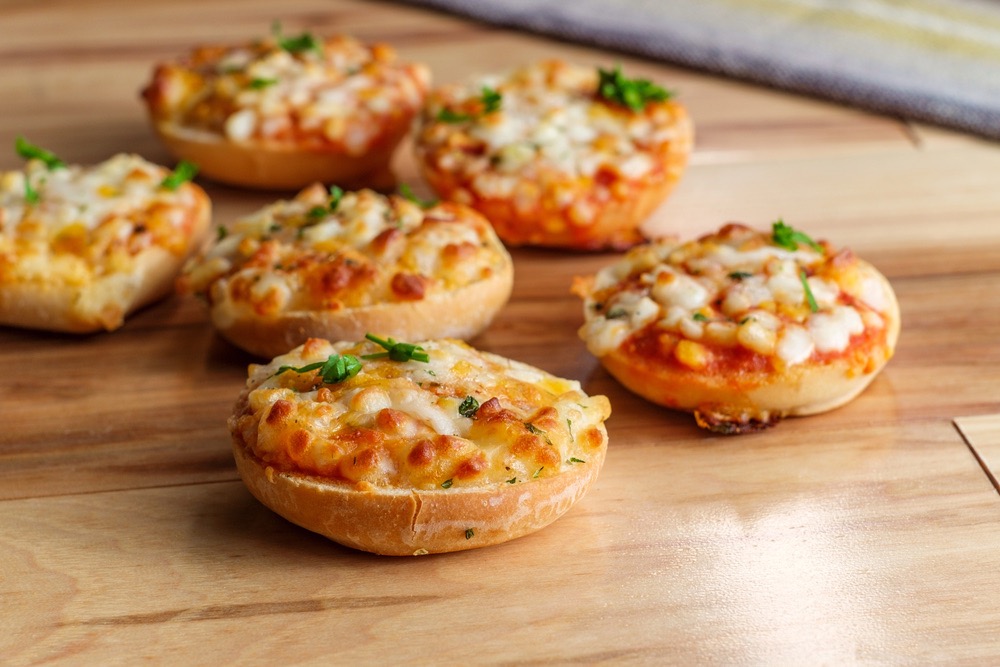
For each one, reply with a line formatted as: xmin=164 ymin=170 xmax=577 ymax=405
xmin=402 ymin=0 xmax=1000 ymax=139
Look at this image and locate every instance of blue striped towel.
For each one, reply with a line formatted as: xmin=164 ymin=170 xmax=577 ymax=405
xmin=402 ymin=0 xmax=1000 ymax=139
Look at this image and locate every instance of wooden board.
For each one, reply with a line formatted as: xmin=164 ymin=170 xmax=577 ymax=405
xmin=3 ymin=0 xmax=1000 ymax=663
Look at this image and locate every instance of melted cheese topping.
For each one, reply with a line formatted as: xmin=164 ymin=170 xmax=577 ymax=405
xmin=180 ymin=186 xmax=510 ymax=318
xmin=415 ymin=59 xmax=690 ymax=226
xmin=578 ymin=223 xmax=896 ymax=371
xmin=230 ymin=337 xmax=611 ymax=490
xmin=144 ymin=34 xmax=429 ymax=155
xmin=0 ymin=154 xmax=205 ymax=286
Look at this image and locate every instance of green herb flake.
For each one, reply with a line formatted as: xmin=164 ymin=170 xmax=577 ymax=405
xmin=15 ymin=136 xmax=65 ymax=170
xmin=436 ymin=86 xmax=503 ymax=123
xmin=597 ymin=65 xmax=672 ymax=111
xmin=459 ymin=396 xmax=480 ymax=418
xmin=728 ymin=271 xmax=752 ymax=280
xmin=216 ymin=226 xmax=228 ymax=241
xmin=271 ymin=21 xmax=323 ymax=57
xmin=307 ymin=205 xmax=327 ymax=220
xmin=441 ymin=478 xmax=454 ymax=489
xmin=800 ymin=269 xmax=819 ymax=313
xmin=160 ymin=160 xmax=198 ymax=191
xmin=327 ymin=184 xmax=344 ymax=212
xmin=464 ymin=528 xmax=475 ymax=540
xmin=275 ymin=353 xmax=362 ymax=384
xmin=692 ymin=312 xmax=709 ymax=322
xmin=568 ymin=457 xmax=586 ymax=464
xmin=771 ymin=219 xmax=824 ymax=253
xmin=23 ymin=177 xmax=40 ymax=205
xmin=398 ymin=183 xmax=438 ymax=209
xmin=532 ymin=467 xmax=544 ymax=479
xmin=249 ymin=77 xmax=278 ymax=89
xmin=362 ymin=333 xmax=430 ymax=363
xmin=506 ymin=477 xmax=518 ymax=484
xmin=605 ymin=308 xmax=628 ymax=320
xmin=566 ymin=418 xmax=574 ymax=442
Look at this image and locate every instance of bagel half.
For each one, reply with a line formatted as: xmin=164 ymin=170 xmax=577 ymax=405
xmin=575 ymin=222 xmax=900 ymax=433
xmin=0 ymin=152 xmax=211 ymax=333
xmin=229 ymin=337 xmax=611 ymax=555
xmin=414 ymin=60 xmax=693 ymax=250
xmin=179 ymin=185 xmax=513 ymax=358
xmin=142 ymin=31 xmax=429 ymax=190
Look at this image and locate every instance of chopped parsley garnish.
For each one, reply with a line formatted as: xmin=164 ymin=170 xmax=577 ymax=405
xmin=275 ymin=353 xmax=362 ymax=384
xmin=398 ymin=183 xmax=437 ymax=209
xmin=271 ymin=21 xmax=323 ymax=57
xmin=464 ymin=528 xmax=475 ymax=539
xmin=441 ymin=478 xmax=454 ymax=489
xmin=692 ymin=313 xmax=709 ymax=322
xmin=160 ymin=160 xmax=198 ymax=191
xmin=302 ymin=184 xmax=343 ymax=222
xmin=532 ymin=467 xmax=544 ymax=479
xmin=566 ymin=418 xmax=574 ymax=442
xmin=249 ymin=77 xmax=278 ymax=89
xmin=728 ymin=271 xmax=752 ymax=280
xmin=216 ymin=226 xmax=228 ymax=241
xmin=800 ymin=270 xmax=819 ymax=312
xmin=362 ymin=333 xmax=430 ymax=363
xmin=568 ymin=457 xmax=586 ymax=464
xmin=597 ymin=65 xmax=672 ymax=111
xmin=506 ymin=477 xmax=518 ymax=484
xmin=771 ymin=219 xmax=823 ymax=253
xmin=23 ymin=178 xmax=40 ymax=205
xmin=605 ymin=308 xmax=628 ymax=320
xmin=458 ymin=396 xmax=480 ymax=418
xmin=526 ymin=423 xmax=553 ymax=446
xmin=326 ymin=184 xmax=344 ymax=211
xmin=436 ymin=86 xmax=503 ymax=123
xmin=15 ymin=136 xmax=65 ymax=170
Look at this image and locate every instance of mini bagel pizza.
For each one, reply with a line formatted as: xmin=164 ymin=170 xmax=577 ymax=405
xmin=0 ymin=138 xmax=210 ymax=333
xmin=142 ymin=24 xmax=430 ymax=190
xmin=229 ymin=335 xmax=611 ymax=555
xmin=414 ymin=60 xmax=693 ymax=250
xmin=575 ymin=221 xmax=900 ymax=433
xmin=178 ymin=185 xmax=513 ymax=358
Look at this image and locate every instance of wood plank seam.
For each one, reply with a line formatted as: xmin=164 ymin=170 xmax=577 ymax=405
xmin=954 ymin=416 xmax=1000 ymax=497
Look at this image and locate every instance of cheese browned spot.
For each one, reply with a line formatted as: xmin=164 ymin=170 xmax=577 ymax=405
xmin=179 ymin=185 xmax=513 ymax=357
xmin=576 ymin=223 xmax=900 ymax=431
xmin=229 ymin=337 xmax=611 ymax=555
xmin=0 ymin=153 xmax=210 ymax=332
xmin=414 ymin=59 xmax=693 ymax=250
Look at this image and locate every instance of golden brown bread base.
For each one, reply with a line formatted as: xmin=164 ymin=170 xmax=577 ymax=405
xmin=231 ymin=406 xmax=608 ymax=556
xmin=210 ymin=253 xmax=514 ymax=358
xmin=0 ymin=187 xmax=211 ymax=333
xmin=593 ymin=264 xmax=900 ymax=433
xmin=151 ymin=122 xmax=403 ymax=191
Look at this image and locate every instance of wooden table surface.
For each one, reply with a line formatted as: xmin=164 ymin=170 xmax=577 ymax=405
xmin=4 ymin=1 xmax=1000 ymax=664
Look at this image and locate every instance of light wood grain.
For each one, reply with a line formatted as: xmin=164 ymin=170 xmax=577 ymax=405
xmin=3 ymin=0 xmax=1000 ymax=664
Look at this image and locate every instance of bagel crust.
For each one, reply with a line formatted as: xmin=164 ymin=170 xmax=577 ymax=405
xmin=575 ymin=222 xmax=900 ymax=432
xmin=414 ymin=60 xmax=693 ymax=250
xmin=142 ymin=31 xmax=429 ymax=190
xmin=229 ymin=337 xmax=611 ymax=555
xmin=179 ymin=186 xmax=513 ymax=358
xmin=0 ymin=153 xmax=210 ymax=333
